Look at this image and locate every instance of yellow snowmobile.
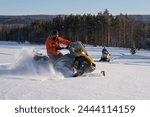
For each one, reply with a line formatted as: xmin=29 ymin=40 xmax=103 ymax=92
xmin=99 ymin=51 xmax=110 ymax=62
xmin=54 ymin=41 xmax=96 ymax=77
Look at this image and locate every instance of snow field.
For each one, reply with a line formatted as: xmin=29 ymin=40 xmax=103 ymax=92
xmin=0 ymin=43 xmax=150 ymax=99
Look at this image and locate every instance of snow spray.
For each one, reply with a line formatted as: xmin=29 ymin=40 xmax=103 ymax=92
xmin=0 ymin=47 xmax=64 ymax=80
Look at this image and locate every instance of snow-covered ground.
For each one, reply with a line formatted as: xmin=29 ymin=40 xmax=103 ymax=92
xmin=0 ymin=42 xmax=150 ymax=100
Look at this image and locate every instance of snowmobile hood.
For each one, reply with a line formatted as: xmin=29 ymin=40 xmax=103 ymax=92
xmin=81 ymin=54 xmax=95 ymax=64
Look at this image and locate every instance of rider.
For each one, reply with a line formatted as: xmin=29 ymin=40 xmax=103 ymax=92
xmin=46 ymin=29 xmax=71 ymax=61
xmin=102 ymin=47 xmax=109 ymax=54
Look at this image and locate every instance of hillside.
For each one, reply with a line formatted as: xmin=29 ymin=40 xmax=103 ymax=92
xmin=129 ymin=15 xmax=150 ymax=23
xmin=0 ymin=14 xmax=150 ymax=24
xmin=0 ymin=15 xmax=60 ymax=24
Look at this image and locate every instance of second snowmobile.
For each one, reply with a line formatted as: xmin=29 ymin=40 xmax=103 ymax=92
xmin=99 ymin=51 xmax=110 ymax=62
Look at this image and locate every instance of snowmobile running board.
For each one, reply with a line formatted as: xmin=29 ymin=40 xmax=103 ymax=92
xmin=72 ymin=70 xmax=106 ymax=77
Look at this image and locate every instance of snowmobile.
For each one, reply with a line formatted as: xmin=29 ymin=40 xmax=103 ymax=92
xmin=33 ymin=41 xmax=96 ymax=77
xmin=99 ymin=51 xmax=110 ymax=62
xmin=130 ymin=48 xmax=137 ymax=55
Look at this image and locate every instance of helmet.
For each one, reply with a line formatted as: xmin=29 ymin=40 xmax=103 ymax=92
xmin=50 ymin=29 xmax=59 ymax=36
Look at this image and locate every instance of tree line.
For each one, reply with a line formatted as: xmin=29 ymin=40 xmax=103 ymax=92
xmin=0 ymin=9 xmax=150 ymax=49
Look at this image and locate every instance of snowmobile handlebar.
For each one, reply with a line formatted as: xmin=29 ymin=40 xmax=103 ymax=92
xmin=55 ymin=46 xmax=69 ymax=50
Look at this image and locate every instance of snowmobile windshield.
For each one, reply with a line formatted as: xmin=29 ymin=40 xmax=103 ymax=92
xmin=69 ymin=41 xmax=88 ymax=55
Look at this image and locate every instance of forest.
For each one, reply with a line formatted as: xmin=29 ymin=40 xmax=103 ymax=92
xmin=0 ymin=9 xmax=150 ymax=49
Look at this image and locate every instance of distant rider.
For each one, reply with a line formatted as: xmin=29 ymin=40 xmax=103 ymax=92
xmin=102 ymin=47 xmax=109 ymax=54
xmin=130 ymin=47 xmax=136 ymax=55
xmin=46 ymin=29 xmax=71 ymax=61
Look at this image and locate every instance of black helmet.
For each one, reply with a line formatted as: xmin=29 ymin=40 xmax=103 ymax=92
xmin=50 ymin=29 xmax=59 ymax=36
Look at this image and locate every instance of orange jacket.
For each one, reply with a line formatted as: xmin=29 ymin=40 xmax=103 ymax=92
xmin=46 ymin=36 xmax=71 ymax=55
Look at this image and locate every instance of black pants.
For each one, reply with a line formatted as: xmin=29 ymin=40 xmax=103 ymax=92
xmin=48 ymin=53 xmax=63 ymax=62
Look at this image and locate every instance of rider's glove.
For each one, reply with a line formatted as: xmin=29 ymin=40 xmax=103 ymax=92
xmin=55 ymin=47 xmax=62 ymax=50
xmin=66 ymin=46 xmax=69 ymax=49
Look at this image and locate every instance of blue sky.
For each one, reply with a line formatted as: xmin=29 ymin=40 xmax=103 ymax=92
xmin=0 ymin=0 xmax=150 ymax=15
